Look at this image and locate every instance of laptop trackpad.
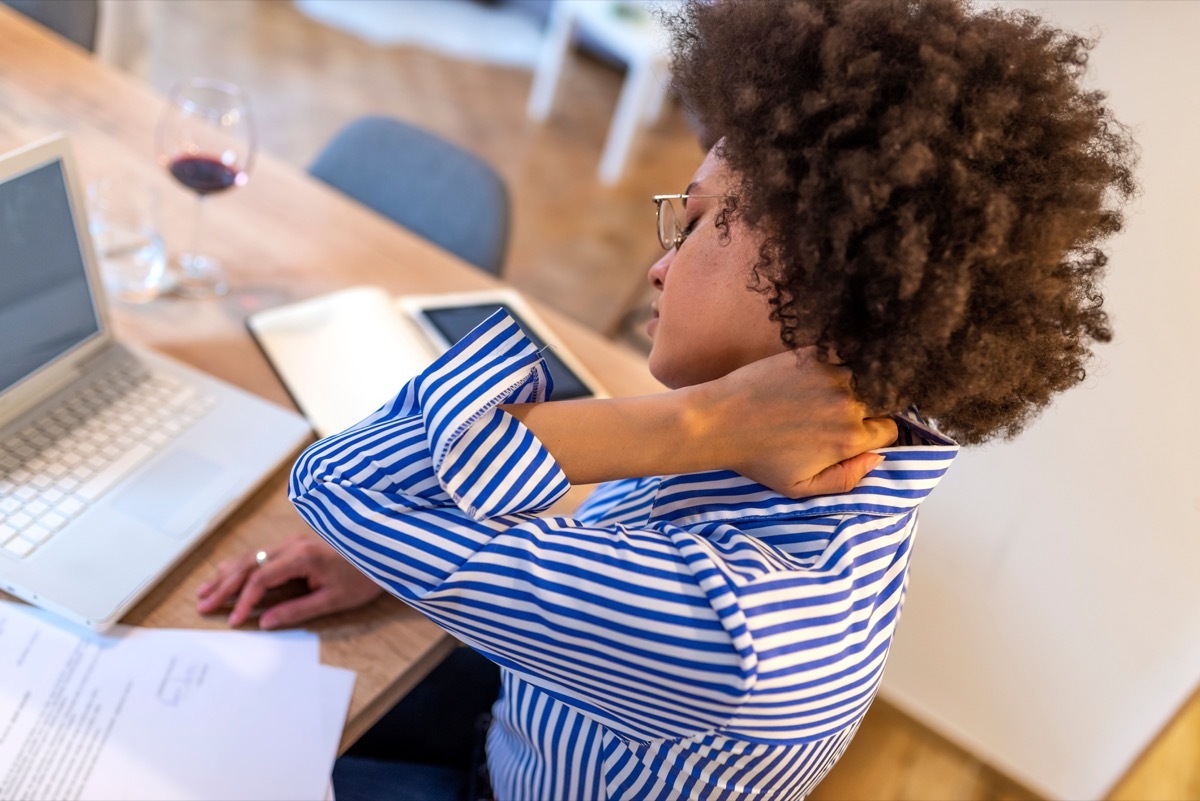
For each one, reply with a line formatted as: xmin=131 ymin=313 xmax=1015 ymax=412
xmin=111 ymin=450 xmax=233 ymax=539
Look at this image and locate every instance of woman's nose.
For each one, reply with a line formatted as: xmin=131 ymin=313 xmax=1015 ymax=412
xmin=648 ymin=248 xmax=673 ymax=290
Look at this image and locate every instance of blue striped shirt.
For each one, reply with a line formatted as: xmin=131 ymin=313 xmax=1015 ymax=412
xmin=290 ymin=312 xmax=958 ymax=800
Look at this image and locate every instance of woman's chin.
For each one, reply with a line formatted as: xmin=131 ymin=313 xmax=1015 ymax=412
xmin=647 ymin=350 xmax=690 ymax=390
xmin=646 ymin=348 xmax=670 ymax=388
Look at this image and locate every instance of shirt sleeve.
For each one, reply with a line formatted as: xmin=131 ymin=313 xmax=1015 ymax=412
xmin=288 ymin=311 xmax=907 ymax=744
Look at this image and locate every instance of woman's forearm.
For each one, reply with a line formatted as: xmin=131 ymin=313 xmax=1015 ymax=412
xmin=501 ymin=387 xmax=717 ymax=486
xmin=502 ymin=349 xmax=899 ymax=495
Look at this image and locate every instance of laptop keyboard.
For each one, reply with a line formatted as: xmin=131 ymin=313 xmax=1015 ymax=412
xmin=0 ymin=358 xmax=217 ymax=559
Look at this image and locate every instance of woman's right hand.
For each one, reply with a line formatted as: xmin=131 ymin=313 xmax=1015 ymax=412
xmin=693 ymin=347 xmax=899 ymax=498
xmin=196 ymin=534 xmax=384 ymax=629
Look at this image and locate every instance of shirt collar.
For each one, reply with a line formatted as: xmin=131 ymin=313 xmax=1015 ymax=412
xmin=649 ymin=410 xmax=959 ymax=525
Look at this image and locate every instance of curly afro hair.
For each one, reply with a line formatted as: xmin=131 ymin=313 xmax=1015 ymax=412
xmin=665 ymin=0 xmax=1137 ymax=444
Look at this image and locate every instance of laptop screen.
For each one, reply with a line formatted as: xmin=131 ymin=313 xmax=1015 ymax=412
xmin=0 ymin=159 xmax=102 ymax=394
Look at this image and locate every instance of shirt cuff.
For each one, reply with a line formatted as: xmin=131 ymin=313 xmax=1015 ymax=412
xmin=414 ymin=309 xmax=570 ymax=519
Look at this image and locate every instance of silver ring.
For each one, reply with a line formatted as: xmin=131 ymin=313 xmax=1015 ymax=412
xmin=254 ymin=550 xmax=269 ymax=568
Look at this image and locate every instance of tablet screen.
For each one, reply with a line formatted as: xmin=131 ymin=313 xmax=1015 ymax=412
xmin=419 ymin=303 xmax=594 ymax=400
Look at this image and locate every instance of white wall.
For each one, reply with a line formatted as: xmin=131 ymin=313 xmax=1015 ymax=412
xmin=880 ymin=3 xmax=1200 ymax=799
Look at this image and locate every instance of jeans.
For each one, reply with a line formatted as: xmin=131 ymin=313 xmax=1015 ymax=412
xmin=333 ymin=647 xmax=501 ymax=801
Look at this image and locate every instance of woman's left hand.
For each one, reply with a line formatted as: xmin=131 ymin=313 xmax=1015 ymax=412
xmin=196 ymin=534 xmax=384 ymax=629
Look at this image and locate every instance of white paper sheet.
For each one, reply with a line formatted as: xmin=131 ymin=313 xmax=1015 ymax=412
xmin=0 ymin=601 xmax=354 ymax=801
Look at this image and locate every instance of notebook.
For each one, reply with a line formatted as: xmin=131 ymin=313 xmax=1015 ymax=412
xmin=0 ymin=135 xmax=311 ymax=631
xmin=247 ymin=286 xmax=607 ymax=439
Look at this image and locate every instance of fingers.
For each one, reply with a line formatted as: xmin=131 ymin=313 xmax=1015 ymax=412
xmin=195 ymin=539 xmax=309 ymax=625
xmin=195 ymin=554 xmax=257 ymax=615
xmin=861 ymin=416 xmax=900 ymax=451
xmin=788 ymin=346 xmax=854 ymax=385
xmin=259 ymin=590 xmax=335 ymax=631
xmin=228 ymin=553 xmax=309 ymax=627
xmin=195 ymin=536 xmax=380 ymax=629
xmin=821 ymin=415 xmax=896 ymax=469
xmin=790 ymin=451 xmax=886 ymax=499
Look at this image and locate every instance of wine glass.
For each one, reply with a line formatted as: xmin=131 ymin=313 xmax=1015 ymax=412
xmin=155 ymin=77 xmax=255 ymax=298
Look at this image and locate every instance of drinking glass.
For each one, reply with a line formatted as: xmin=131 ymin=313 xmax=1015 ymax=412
xmin=155 ymin=77 xmax=255 ymax=298
xmin=87 ymin=178 xmax=167 ymax=303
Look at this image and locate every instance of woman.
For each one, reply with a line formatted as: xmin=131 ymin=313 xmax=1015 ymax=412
xmin=198 ymin=1 xmax=1135 ymax=798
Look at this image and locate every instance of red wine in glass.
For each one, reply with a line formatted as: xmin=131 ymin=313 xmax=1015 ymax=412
xmin=167 ymin=155 xmax=242 ymax=196
xmin=155 ymin=77 xmax=255 ymax=298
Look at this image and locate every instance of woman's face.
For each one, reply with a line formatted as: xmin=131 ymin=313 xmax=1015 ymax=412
xmin=646 ymin=149 xmax=789 ymax=389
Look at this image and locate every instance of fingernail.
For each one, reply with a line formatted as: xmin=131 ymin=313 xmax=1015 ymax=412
xmin=869 ymin=454 xmax=886 ymax=470
xmin=228 ymin=611 xmax=242 ymax=627
xmin=196 ymin=581 xmax=211 ymax=596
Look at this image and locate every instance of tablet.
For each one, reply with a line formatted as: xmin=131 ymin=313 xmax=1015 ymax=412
xmin=399 ymin=290 xmax=607 ymax=401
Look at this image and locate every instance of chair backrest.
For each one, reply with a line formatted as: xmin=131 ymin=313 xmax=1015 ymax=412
xmin=309 ymin=116 xmax=511 ymax=276
xmin=4 ymin=0 xmax=98 ymax=51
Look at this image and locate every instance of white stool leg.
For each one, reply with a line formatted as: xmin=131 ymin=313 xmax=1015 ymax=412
xmin=598 ymin=58 xmax=656 ymax=184
xmin=526 ymin=7 xmax=574 ymax=122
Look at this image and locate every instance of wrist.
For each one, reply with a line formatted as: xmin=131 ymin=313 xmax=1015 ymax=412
xmin=501 ymin=389 xmax=729 ymax=485
xmin=676 ymin=377 xmax=739 ymax=474
xmin=639 ymin=386 xmax=723 ymax=476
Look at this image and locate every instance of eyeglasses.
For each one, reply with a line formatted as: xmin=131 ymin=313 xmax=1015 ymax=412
xmin=652 ymin=193 xmax=719 ymax=251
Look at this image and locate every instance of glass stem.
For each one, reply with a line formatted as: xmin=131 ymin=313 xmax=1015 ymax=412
xmin=188 ymin=194 xmax=206 ymax=261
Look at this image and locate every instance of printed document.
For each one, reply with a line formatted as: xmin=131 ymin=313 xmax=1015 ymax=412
xmin=0 ymin=600 xmax=353 ymax=801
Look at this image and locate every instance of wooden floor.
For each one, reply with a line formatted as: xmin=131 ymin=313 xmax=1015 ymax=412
xmin=123 ymin=2 xmax=1195 ymax=799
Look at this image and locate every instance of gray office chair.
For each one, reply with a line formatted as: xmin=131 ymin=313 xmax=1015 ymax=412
xmin=309 ymin=116 xmax=511 ymax=277
xmin=3 ymin=0 xmax=98 ymax=51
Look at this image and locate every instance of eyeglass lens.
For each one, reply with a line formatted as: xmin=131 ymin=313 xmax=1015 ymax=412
xmin=658 ymin=197 xmax=679 ymax=249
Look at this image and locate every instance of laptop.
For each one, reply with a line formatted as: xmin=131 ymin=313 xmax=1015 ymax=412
xmin=0 ymin=135 xmax=311 ymax=631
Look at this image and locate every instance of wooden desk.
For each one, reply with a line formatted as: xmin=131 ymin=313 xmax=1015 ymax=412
xmin=0 ymin=7 xmax=663 ymax=753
